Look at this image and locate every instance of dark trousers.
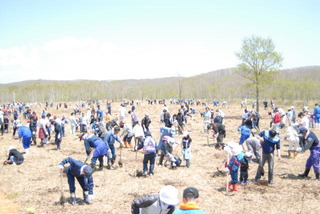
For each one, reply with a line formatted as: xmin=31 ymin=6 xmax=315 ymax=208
xmin=230 ymin=170 xmax=239 ymax=184
xmin=143 ymin=153 xmax=156 ymax=174
xmin=240 ymin=170 xmax=248 ymax=182
xmin=91 ymin=155 xmax=104 ymax=167
xmin=107 ymin=144 xmax=116 ymax=162
xmin=67 ymin=174 xmax=88 ymax=193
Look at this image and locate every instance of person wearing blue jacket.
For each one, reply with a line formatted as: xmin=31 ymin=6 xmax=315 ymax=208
xmin=58 ymin=157 xmax=94 ymax=205
xmin=96 ymin=106 xmax=104 ymax=120
xmin=158 ymin=126 xmax=175 ymax=152
xmin=104 ymin=126 xmax=124 ymax=169
xmin=254 ymin=129 xmax=281 ymax=184
xmin=313 ymin=103 xmax=320 ymax=128
xmin=225 ymin=151 xmax=244 ymax=192
xmin=81 ymin=134 xmax=110 ymax=170
xmin=18 ymin=124 xmax=32 ymax=155
xmin=237 ymin=119 xmax=251 ymax=146
xmin=173 ymin=187 xmax=207 ymax=214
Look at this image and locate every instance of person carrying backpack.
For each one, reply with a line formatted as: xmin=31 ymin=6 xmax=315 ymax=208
xmin=135 ymin=131 xmax=157 ymax=176
xmin=224 ymin=148 xmax=244 ymax=192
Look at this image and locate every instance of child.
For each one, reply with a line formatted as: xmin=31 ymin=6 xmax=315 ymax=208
xmin=240 ymin=152 xmax=252 ymax=185
xmin=224 ymin=146 xmax=244 ymax=192
xmin=181 ymin=131 xmax=192 ymax=168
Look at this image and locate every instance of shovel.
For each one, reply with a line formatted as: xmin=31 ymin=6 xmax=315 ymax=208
xmin=118 ymin=146 xmax=123 ymax=168
xmin=59 ymin=171 xmax=66 ymax=206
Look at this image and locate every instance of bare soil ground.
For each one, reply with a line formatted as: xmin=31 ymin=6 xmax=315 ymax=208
xmin=1 ymin=102 xmax=320 ymax=214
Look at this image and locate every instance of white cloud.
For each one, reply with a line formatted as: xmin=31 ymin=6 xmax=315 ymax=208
xmin=0 ymin=37 xmax=238 ymax=83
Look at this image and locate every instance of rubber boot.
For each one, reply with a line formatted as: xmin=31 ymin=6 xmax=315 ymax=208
xmin=294 ymin=151 xmax=298 ymax=159
xmin=186 ymin=160 xmax=190 ymax=168
xmin=83 ymin=191 xmax=90 ymax=204
xmin=299 ymin=168 xmax=310 ymax=178
xmin=123 ymin=141 xmax=128 ymax=148
xmin=98 ymin=163 xmax=103 ymax=171
xmin=228 ymin=182 xmax=233 ymax=191
xmin=316 ymin=173 xmax=319 ymax=180
xmin=107 ymin=162 xmax=111 ymax=169
xmin=111 ymin=160 xmax=115 ymax=169
xmin=233 ymin=184 xmax=239 ymax=192
xmin=71 ymin=193 xmax=78 ymax=205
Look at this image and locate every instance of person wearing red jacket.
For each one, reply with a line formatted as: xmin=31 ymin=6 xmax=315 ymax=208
xmin=272 ymin=109 xmax=281 ymax=134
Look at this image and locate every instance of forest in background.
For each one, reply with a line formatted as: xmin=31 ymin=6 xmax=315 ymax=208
xmin=0 ymin=66 xmax=319 ymax=105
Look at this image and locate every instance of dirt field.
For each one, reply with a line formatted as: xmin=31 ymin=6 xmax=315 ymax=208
xmin=1 ymin=102 xmax=320 ymax=214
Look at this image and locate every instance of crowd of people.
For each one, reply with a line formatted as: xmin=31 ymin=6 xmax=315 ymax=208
xmin=1 ymin=99 xmax=320 ymax=213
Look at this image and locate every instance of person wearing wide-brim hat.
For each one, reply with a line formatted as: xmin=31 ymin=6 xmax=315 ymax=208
xmin=131 ymin=185 xmax=179 ymax=214
xmin=58 ymin=157 xmax=94 ymax=205
xmin=298 ymin=127 xmax=320 ymax=180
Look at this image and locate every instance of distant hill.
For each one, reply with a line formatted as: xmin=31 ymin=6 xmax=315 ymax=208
xmin=0 ymin=66 xmax=319 ymax=103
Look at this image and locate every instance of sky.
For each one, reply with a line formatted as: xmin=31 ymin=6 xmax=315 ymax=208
xmin=0 ymin=0 xmax=319 ymax=84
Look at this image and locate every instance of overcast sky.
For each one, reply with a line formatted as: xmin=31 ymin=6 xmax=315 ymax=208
xmin=0 ymin=0 xmax=319 ymax=84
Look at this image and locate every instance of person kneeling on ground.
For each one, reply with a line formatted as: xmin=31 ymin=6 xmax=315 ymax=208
xmin=4 ymin=146 xmax=24 ymax=165
xmin=58 ymin=157 xmax=94 ymax=205
xmin=173 ymin=187 xmax=208 ymax=214
xmin=131 ymin=185 xmax=179 ymax=214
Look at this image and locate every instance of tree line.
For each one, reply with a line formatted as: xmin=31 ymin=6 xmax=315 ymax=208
xmin=0 ymin=68 xmax=318 ymax=105
xmin=1 ymin=35 xmax=319 ymax=108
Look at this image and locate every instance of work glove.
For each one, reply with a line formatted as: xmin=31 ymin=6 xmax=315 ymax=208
xmin=224 ymin=167 xmax=229 ymax=173
xmin=58 ymin=165 xmax=64 ymax=171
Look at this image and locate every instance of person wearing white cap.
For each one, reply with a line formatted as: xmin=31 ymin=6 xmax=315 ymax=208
xmin=131 ymin=185 xmax=179 ymax=214
xmin=239 ymin=152 xmax=252 ymax=185
xmin=181 ymin=131 xmax=192 ymax=168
